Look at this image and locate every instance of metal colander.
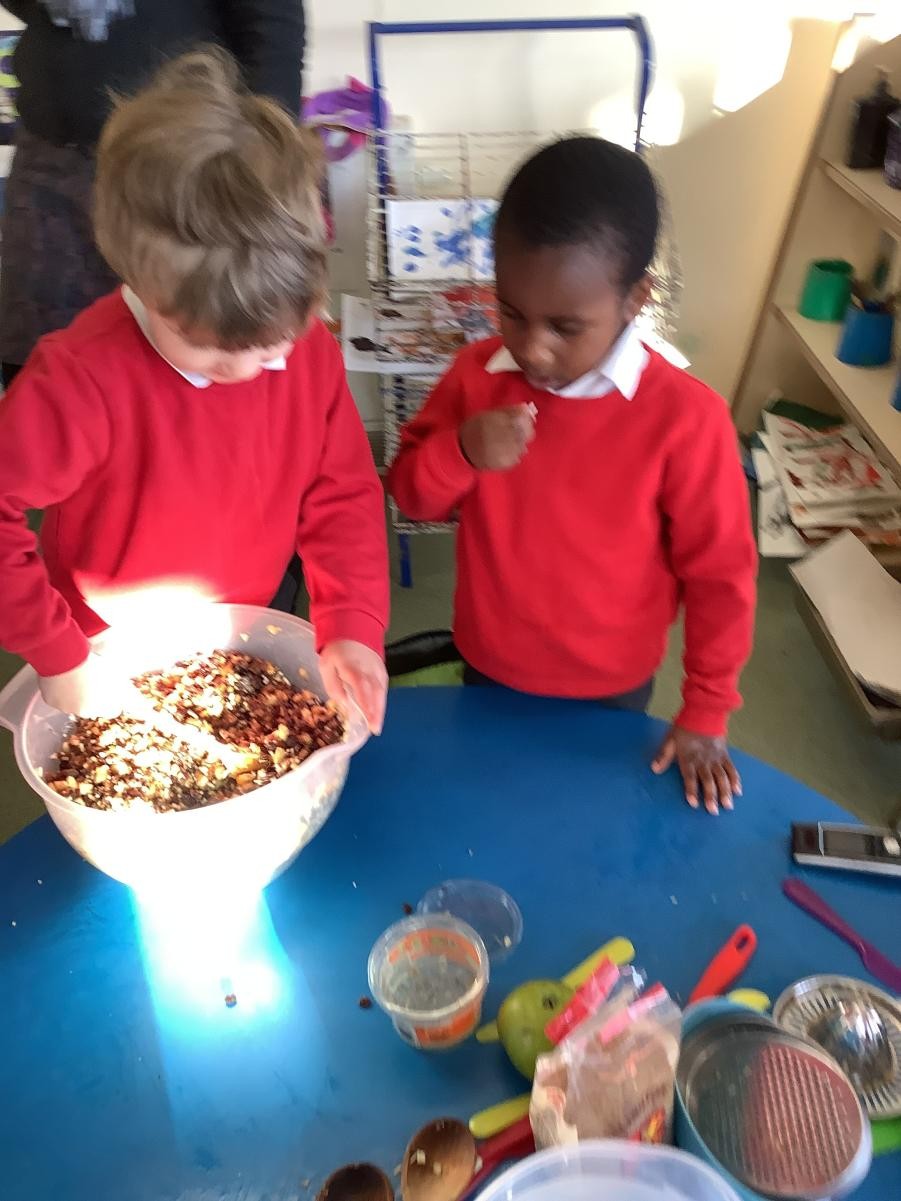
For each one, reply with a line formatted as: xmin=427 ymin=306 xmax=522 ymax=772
xmin=774 ymin=974 xmax=901 ymax=1120
xmin=678 ymin=1023 xmax=871 ymax=1200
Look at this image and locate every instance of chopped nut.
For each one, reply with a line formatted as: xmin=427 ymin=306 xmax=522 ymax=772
xmin=358 ymin=996 xmax=372 ymax=1010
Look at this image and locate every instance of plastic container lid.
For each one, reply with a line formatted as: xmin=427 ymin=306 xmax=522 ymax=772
xmin=474 ymin=1140 xmax=742 ymax=1201
xmin=417 ymin=879 xmax=523 ymax=962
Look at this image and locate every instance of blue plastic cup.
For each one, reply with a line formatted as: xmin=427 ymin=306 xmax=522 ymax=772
xmin=836 ymin=305 xmax=895 ymax=367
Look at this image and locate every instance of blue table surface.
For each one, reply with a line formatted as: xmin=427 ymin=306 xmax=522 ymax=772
xmin=0 ymin=689 xmax=898 ymax=1201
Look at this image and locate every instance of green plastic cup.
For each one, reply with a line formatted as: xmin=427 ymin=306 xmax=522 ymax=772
xmin=798 ymin=259 xmax=853 ymax=321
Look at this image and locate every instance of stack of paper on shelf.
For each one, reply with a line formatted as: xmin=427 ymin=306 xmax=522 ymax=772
xmin=754 ymin=412 xmax=901 ymax=556
xmin=752 ymin=447 xmax=807 ymax=558
xmin=791 ymin=531 xmax=901 ymax=706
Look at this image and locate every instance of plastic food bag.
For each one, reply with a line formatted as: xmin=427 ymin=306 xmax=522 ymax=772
xmin=545 ymin=959 xmax=645 ymax=1047
xmin=531 ymin=984 xmax=681 ymax=1147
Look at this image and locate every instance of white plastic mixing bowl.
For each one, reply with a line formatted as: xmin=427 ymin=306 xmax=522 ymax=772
xmin=0 ymin=606 xmax=368 ymax=891
xmin=475 ymin=1141 xmax=741 ymax=1201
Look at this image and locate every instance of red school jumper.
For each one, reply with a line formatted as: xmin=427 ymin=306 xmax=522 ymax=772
xmin=0 ymin=291 xmax=389 ymax=676
xmin=389 ymin=338 xmax=757 ymax=738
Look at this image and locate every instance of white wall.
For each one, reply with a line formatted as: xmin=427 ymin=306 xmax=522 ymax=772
xmin=0 ymin=2 xmax=871 ymax=424
xmin=308 ymin=0 xmax=847 ymax=139
xmin=314 ymin=0 xmax=901 ymax=429
xmin=311 ymin=1 xmax=862 ymax=425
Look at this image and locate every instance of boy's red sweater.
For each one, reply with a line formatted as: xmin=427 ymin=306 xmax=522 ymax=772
xmin=0 ymin=291 xmax=389 ymax=676
xmin=389 ymin=339 xmax=756 ymax=737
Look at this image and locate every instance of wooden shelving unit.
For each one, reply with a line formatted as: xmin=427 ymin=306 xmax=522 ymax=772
xmin=820 ymin=158 xmax=901 ymax=238
xmin=771 ymin=304 xmax=901 ymax=471
xmin=733 ymin=31 xmax=901 ymax=736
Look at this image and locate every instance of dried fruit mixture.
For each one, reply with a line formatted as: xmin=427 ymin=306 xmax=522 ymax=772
xmin=46 ymin=650 xmax=345 ymax=813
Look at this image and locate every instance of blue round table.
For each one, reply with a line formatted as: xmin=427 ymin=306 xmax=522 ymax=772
xmin=1 ymin=689 xmax=898 ymax=1200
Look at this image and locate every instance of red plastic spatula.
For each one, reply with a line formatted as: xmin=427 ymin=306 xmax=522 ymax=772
xmin=689 ymin=924 xmax=758 ymax=1004
xmin=462 ymin=1117 xmax=535 ymax=1200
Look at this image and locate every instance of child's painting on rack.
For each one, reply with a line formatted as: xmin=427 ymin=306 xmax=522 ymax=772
xmin=387 ymin=198 xmax=498 ymax=280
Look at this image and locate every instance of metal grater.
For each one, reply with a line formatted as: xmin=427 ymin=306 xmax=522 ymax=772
xmin=774 ymin=974 xmax=901 ymax=1119
xmin=679 ymin=1025 xmax=870 ymax=1199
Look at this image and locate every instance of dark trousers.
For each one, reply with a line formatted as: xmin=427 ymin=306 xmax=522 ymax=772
xmin=269 ymin=555 xmax=304 ymax=614
xmin=462 ymin=662 xmax=654 ymax=713
xmin=2 ymin=361 xmax=21 ymax=388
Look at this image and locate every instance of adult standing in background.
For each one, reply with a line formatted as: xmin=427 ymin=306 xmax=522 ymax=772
xmin=0 ymin=0 xmax=306 ymax=611
xmin=0 ymin=0 xmax=305 ymax=385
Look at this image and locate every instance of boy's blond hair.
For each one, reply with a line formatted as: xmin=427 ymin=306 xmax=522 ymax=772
xmin=95 ymin=48 xmax=326 ymax=349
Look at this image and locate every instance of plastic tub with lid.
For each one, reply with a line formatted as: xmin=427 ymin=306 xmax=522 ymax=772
xmin=368 ymin=913 xmax=490 ymax=1049
xmin=474 ymin=1140 xmax=741 ymax=1201
xmin=0 ymin=605 xmax=368 ymax=892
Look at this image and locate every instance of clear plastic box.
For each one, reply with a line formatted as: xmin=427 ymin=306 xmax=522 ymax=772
xmin=475 ymin=1141 xmax=741 ymax=1201
xmin=0 ymin=605 xmax=368 ymax=892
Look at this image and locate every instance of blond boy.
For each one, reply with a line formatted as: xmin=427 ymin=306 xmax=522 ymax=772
xmin=0 ymin=50 xmax=389 ymax=730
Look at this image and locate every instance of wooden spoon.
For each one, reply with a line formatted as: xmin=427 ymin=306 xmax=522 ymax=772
xmin=402 ymin=1116 xmax=534 ymax=1201
xmin=318 ymin=1163 xmax=394 ymax=1201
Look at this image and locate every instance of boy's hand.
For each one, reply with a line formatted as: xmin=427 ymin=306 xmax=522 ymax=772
xmin=651 ymin=726 xmax=742 ymax=815
xmin=318 ymin=640 xmax=387 ymax=735
xmin=39 ymin=653 xmax=132 ymax=718
xmin=459 ymin=405 xmax=536 ymax=471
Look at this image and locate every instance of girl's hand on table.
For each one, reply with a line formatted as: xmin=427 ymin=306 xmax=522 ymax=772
xmin=318 ymin=640 xmax=387 ymax=735
xmin=651 ymin=726 xmax=741 ymax=815
xmin=39 ymin=653 xmax=133 ymax=718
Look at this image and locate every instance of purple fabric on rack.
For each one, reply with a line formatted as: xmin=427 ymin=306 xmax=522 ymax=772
xmin=302 ymin=77 xmax=386 ymax=161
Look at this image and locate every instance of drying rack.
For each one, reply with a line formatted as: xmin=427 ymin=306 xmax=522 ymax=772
xmin=364 ymin=17 xmax=658 ymax=587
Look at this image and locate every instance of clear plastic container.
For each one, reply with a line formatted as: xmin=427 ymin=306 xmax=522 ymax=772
xmin=417 ymin=879 xmax=523 ymax=962
xmin=475 ymin=1141 xmax=741 ymax=1201
xmin=368 ymin=913 xmax=489 ymax=1049
xmin=0 ymin=605 xmax=368 ymax=892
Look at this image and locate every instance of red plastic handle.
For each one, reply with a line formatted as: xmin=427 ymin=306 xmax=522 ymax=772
xmin=689 ymin=924 xmax=757 ymax=1003
xmin=462 ymin=1117 xmax=535 ymax=1200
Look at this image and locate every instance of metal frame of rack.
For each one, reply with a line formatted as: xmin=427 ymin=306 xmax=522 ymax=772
xmin=365 ymin=17 xmax=656 ymax=587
